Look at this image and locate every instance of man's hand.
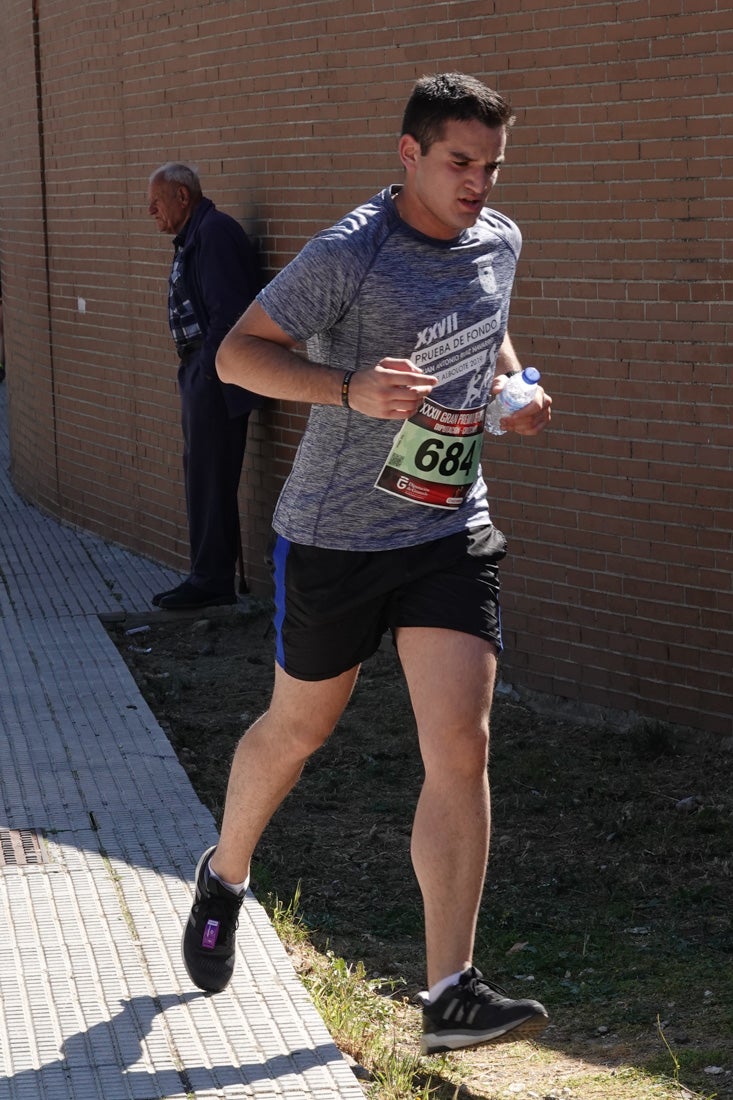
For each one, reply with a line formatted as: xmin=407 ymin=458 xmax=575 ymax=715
xmin=498 ymin=383 xmax=552 ymax=436
xmin=491 ymin=373 xmax=552 ymax=435
xmin=347 ymin=359 xmax=437 ymax=419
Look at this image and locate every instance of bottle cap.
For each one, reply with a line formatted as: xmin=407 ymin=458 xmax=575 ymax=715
xmin=522 ymin=367 xmax=541 ymax=384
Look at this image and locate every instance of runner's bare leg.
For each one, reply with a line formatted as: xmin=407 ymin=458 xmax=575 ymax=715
xmin=397 ymin=626 xmax=496 ymax=988
xmin=210 ymin=663 xmax=360 ymax=884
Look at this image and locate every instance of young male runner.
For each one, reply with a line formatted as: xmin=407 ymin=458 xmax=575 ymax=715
xmin=182 ymin=72 xmax=553 ymax=1054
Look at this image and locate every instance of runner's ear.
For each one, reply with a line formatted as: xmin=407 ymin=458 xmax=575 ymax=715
xmin=398 ymin=134 xmax=421 ymax=172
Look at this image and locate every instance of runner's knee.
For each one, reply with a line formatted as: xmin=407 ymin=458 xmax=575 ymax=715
xmin=421 ymin=720 xmax=489 ymax=778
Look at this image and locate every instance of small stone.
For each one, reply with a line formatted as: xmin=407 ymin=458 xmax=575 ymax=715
xmin=675 ymin=795 xmax=701 ymax=814
xmin=191 ymin=618 xmax=213 ymax=634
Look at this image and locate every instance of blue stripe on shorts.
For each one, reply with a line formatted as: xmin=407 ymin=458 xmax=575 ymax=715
xmin=271 ymin=534 xmax=291 ymax=669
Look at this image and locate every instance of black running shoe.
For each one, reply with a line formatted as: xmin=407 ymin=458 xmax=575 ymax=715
xmin=421 ymin=967 xmax=549 ymax=1054
xmin=182 ymin=847 xmax=244 ymax=992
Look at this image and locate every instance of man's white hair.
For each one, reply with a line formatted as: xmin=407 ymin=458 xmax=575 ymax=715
xmin=149 ymin=162 xmax=202 ymax=199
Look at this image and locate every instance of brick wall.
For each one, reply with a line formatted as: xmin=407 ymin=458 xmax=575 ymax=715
xmin=0 ymin=0 xmax=730 ymax=733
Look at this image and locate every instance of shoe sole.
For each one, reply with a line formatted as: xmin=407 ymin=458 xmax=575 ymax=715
xmin=158 ymin=595 xmax=236 ymax=610
xmin=421 ymin=1010 xmax=549 ymax=1055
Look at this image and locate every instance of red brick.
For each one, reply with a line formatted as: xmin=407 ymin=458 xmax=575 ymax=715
xmin=1 ymin=0 xmax=731 ymax=734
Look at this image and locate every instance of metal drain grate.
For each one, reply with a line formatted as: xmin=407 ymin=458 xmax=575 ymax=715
xmin=0 ymin=828 xmax=50 ymax=867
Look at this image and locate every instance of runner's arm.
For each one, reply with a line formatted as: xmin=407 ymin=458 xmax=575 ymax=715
xmin=494 ymin=331 xmax=523 ymax=382
xmin=216 ymin=300 xmax=436 ymax=419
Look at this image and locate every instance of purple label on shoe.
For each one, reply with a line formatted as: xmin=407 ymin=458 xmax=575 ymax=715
xmin=202 ymin=919 xmax=220 ymax=949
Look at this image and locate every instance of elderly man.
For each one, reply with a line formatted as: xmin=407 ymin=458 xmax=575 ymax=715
xmin=147 ymin=162 xmax=263 ymax=609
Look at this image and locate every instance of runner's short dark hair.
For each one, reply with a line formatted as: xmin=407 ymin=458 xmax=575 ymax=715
xmin=401 ymin=73 xmax=515 ymax=153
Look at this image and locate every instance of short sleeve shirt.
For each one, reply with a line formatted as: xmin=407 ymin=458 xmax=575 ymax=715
xmin=258 ymin=186 xmax=522 ymax=551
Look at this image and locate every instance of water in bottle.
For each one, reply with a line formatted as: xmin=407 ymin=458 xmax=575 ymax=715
xmin=486 ymin=367 xmax=541 ymax=435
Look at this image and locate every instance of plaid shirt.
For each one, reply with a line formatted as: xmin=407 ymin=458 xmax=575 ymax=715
xmin=168 ymin=234 xmax=202 ymax=349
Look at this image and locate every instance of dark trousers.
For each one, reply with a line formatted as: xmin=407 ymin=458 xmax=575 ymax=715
xmin=178 ymin=351 xmax=249 ymax=596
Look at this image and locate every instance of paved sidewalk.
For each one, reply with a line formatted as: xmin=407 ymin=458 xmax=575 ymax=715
xmin=0 ymin=384 xmax=363 ymax=1100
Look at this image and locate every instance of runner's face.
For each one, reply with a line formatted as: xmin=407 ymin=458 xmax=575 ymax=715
xmin=397 ymin=118 xmax=507 ymax=240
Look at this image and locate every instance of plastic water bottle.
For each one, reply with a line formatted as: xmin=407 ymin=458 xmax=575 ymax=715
xmin=486 ymin=367 xmax=541 ymax=435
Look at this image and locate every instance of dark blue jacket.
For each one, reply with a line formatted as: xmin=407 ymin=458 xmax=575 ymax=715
xmin=176 ymin=196 xmax=265 ymax=417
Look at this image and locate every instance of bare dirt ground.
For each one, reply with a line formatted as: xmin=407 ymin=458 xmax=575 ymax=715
xmin=108 ymin=601 xmax=733 ymax=1100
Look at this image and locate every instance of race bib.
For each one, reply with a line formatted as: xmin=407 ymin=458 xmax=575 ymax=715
xmin=375 ymin=397 xmax=485 ymax=509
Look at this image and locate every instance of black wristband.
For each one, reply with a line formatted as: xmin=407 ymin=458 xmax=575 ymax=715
xmin=341 ymin=370 xmax=355 ymax=408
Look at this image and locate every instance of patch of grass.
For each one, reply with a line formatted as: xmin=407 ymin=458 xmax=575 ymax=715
xmin=109 ymin=612 xmax=733 ymax=1100
xmin=269 ymin=886 xmax=455 ymax=1100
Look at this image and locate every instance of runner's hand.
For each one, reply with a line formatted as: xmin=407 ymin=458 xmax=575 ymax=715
xmin=347 ymin=359 xmax=437 ymax=419
xmin=501 ymin=387 xmax=552 ymax=436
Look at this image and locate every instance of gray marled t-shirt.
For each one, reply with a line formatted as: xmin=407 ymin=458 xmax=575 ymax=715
xmin=258 ymin=186 xmax=522 ymax=551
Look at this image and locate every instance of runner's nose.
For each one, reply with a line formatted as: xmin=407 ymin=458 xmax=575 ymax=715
xmin=465 ymin=168 xmax=489 ymax=198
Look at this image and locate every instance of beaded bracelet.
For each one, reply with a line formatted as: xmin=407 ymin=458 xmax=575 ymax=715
xmin=341 ymin=370 xmax=355 ymax=408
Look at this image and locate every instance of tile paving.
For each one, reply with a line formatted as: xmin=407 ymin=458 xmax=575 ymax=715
xmin=0 ymin=384 xmax=363 ymax=1100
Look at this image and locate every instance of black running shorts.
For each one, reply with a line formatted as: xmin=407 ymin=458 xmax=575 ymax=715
xmin=267 ymin=524 xmax=508 ymax=681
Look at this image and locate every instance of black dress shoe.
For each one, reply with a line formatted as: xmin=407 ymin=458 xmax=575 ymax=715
xmin=152 ymin=586 xmax=179 ymax=607
xmin=157 ymin=582 xmax=236 ymax=611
